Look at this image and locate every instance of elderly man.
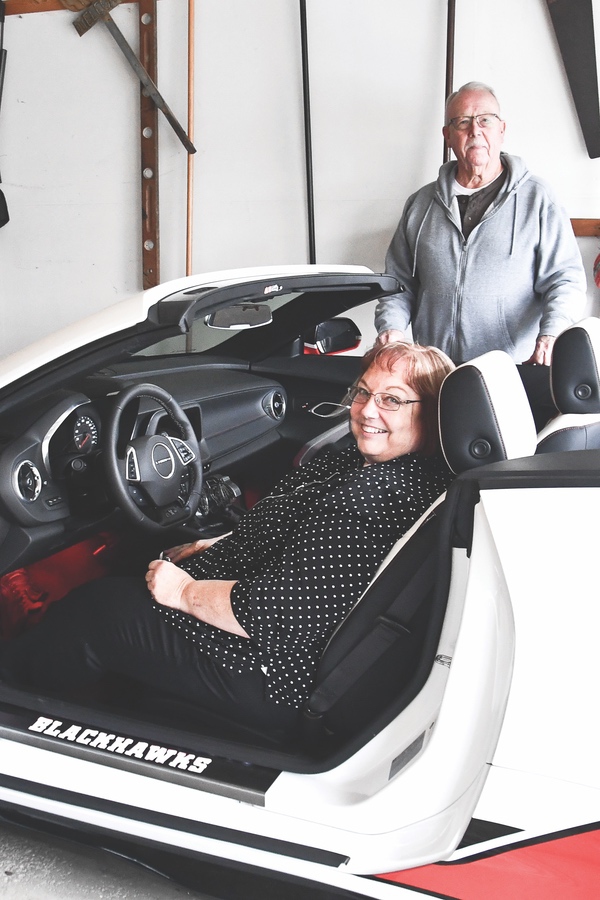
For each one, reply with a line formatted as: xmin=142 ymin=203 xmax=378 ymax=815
xmin=375 ymin=81 xmax=586 ymax=371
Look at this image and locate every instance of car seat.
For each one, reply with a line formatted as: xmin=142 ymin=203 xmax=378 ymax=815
xmin=119 ymin=352 xmax=538 ymax=764
xmin=536 ymin=317 xmax=600 ymax=452
xmin=301 ymin=350 xmax=538 ymax=755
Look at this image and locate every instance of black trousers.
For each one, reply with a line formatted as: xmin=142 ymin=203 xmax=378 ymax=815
xmin=0 ymin=577 xmax=299 ymax=736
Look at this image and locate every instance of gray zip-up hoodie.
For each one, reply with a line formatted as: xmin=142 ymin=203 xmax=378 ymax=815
xmin=375 ymin=153 xmax=586 ymax=363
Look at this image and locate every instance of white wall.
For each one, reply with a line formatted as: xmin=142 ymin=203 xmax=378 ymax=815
xmin=0 ymin=0 xmax=599 ymax=356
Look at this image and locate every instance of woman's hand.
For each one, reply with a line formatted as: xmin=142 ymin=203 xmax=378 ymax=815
xmin=146 ymin=559 xmax=248 ymax=638
xmin=161 ymin=534 xmax=230 ymax=564
xmin=146 ymin=558 xmax=194 ymax=610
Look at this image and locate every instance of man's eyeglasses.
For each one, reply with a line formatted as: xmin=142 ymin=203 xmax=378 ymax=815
xmin=448 ymin=113 xmax=501 ymax=131
xmin=347 ymin=385 xmax=422 ymax=411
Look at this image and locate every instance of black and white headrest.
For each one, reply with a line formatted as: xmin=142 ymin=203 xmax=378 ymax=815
xmin=439 ymin=350 xmax=538 ymax=475
xmin=550 ymin=317 xmax=600 ymax=414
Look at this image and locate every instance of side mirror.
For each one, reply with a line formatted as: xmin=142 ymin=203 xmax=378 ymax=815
xmin=205 ymin=303 xmax=273 ymax=330
xmin=306 ymin=318 xmax=361 ymax=355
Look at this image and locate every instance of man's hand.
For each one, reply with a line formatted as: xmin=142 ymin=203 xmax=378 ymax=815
xmin=145 ymin=559 xmax=248 ymax=637
xmin=376 ymin=329 xmax=405 ymax=345
xmin=523 ymin=334 xmax=555 ymax=366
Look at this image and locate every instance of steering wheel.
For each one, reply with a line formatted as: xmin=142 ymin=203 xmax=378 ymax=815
xmin=104 ymin=383 xmax=203 ymax=533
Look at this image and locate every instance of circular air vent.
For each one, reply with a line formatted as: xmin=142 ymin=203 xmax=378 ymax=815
xmin=263 ymin=390 xmax=286 ymax=420
xmin=15 ymin=460 xmax=42 ymax=502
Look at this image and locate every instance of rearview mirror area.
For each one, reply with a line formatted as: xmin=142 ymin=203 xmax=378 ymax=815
xmin=205 ymin=304 xmax=273 ymax=329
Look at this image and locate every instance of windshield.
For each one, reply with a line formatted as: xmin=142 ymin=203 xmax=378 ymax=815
xmin=137 ymin=292 xmax=299 ymax=357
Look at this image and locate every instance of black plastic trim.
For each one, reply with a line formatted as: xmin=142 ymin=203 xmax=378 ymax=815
xmin=0 ymin=772 xmax=347 ymax=868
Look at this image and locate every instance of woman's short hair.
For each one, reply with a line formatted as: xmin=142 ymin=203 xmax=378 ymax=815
xmin=357 ymin=342 xmax=455 ymax=456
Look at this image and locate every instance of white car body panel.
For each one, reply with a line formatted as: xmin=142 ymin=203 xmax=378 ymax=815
xmin=0 ymin=267 xmax=598 ymax=898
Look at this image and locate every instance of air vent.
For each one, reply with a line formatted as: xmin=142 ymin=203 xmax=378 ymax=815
xmin=263 ymin=390 xmax=286 ymax=420
xmin=15 ymin=460 xmax=42 ymax=502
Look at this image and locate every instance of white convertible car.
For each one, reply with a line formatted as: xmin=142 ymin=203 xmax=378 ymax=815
xmin=0 ymin=265 xmax=598 ymax=899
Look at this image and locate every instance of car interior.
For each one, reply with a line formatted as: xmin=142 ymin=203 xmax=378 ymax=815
xmin=0 ymin=276 xmax=594 ymax=779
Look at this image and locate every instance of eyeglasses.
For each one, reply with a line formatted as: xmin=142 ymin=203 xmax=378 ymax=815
xmin=347 ymin=385 xmax=422 ymax=411
xmin=448 ymin=113 xmax=501 ymax=131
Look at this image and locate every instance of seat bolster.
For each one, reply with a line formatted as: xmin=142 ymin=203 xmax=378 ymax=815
xmin=294 ymin=420 xmax=351 ymax=466
xmin=536 ymin=414 xmax=600 ymax=453
xmin=551 ymin=317 xmax=600 ymax=414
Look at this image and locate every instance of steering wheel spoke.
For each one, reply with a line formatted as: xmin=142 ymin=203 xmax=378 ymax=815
xmin=105 ymin=384 xmax=203 ymax=533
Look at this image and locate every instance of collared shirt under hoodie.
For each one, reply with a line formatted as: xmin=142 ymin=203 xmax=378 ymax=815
xmin=153 ymin=444 xmax=454 ymax=708
xmin=455 ymin=168 xmax=507 ymax=239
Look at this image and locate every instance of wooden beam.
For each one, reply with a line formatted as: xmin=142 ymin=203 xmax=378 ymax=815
xmin=571 ymin=219 xmax=600 ymax=237
xmin=5 ymin=0 xmax=165 ymax=13
xmin=7 ymin=1 xmax=86 ymax=13
xmin=139 ymin=0 xmax=159 ymax=288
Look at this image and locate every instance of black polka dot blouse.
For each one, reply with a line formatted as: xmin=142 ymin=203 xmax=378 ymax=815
xmin=153 ymin=444 xmax=454 ymax=708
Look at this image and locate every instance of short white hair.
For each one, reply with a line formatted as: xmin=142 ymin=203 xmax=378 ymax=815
xmin=445 ymin=81 xmax=501 ymax=124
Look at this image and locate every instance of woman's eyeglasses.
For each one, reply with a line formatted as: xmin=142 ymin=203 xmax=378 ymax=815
xmin=347 ymin=385 xmax=422 ymax=411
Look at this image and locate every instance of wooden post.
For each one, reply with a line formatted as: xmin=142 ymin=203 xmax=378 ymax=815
xmin=138 ymin=0 xmax=160 ymax=288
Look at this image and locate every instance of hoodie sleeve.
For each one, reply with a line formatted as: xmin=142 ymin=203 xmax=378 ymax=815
xmin=375 ymin=197 xmax=419 ymax=335
xmin=532 ymin=180 xmax=587 ymax=336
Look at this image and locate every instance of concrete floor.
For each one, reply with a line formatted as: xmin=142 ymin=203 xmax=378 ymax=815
xmin=0 ymin=823 xmax=204 ymax=899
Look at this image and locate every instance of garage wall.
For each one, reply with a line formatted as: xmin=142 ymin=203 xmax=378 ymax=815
xmin=0 ymin=0 xmax=599 ymax=356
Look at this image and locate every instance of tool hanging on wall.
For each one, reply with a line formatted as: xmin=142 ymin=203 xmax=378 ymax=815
xmin=545 ymin=0 xmax=600 ymax=159
xmin=71 ymin=0 xmax=195 ymax=154
xmin=60 ymin=0 xmax=195 ymax=288
xmin=0 ymin=0 xmax=9 ymax=228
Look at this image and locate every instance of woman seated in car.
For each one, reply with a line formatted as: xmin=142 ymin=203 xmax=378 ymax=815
xmin=0 ymin=342 xmax=455 ymax=736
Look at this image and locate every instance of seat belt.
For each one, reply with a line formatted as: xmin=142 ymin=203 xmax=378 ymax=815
xmin=306 ymin=538 xmax=437 ymax=717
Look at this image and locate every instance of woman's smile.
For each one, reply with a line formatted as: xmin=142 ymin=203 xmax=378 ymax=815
xmin=349 ymin=358 xmax=423 ymax=464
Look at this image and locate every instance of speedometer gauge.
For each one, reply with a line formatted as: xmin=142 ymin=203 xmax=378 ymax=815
xmin=73 ymin=414 xmax=99 ymax=453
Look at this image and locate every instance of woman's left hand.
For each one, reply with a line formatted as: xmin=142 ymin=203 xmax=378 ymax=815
xmin=145 ymin=560 xmax=248 ymax=638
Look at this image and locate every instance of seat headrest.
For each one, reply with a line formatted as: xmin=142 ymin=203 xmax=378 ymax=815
xmin=551 ymin=317 xmax=600 ymax=414
xmin=439 ymin=350 xmax=538 ymax=474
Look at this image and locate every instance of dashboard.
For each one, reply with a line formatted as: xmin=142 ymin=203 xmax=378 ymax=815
xmin=0 ymin=367 xmax=289 ymax=572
